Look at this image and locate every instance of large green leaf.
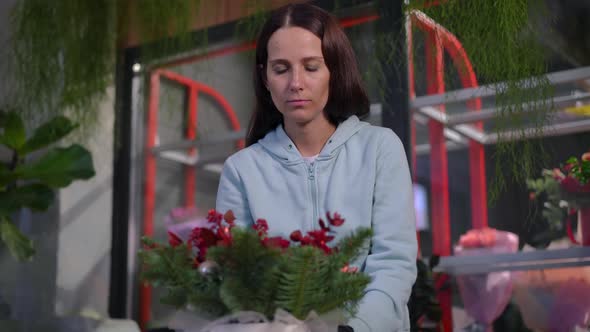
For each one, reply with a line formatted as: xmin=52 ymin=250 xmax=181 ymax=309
xmin=16 ymin=144 xmax=95 ymax=188
xmin=0 ymin=184 xmax=54 ymax=216
xmin=20 ymin=116 xmax=78 ymax=154
xmin=0 ymin=112 xmax=26 ymax=150
xmin=0 ymin=218 xmax=35 ymax=261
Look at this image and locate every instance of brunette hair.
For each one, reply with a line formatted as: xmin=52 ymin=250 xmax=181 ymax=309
xmin=246 ymin=2 xmax=369 ymax=146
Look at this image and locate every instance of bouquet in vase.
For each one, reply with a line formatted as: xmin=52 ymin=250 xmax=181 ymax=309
xmin=139 ymin=209 xmax=372 ymax=332
xmin=527 ymin=150 xmax=590 ymax=244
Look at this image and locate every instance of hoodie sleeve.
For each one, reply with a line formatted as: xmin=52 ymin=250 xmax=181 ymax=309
xmin=215 ymin=156 xmax=253 ymax=228
xmin=348 ymin=130 xmax=418 ymax=332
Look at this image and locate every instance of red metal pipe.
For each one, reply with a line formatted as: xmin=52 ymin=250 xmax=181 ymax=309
xmin=140 ymin=72 xmax=160 ymax=330
xmin=410 ymin=9 xmax=489 ymax=331
xmin=440 ymin=32 xmax=487 ymax=229
xmin=159 ymin=70 xmax=244 ymax=149
xmin=424 ymin=27 xmax=453 ymax=332
xmin=339 ymin=14 xmax=379 ymax=28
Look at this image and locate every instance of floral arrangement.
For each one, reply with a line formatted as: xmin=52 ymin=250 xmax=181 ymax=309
xmin=139 ymin=209 xmax=372 ymax=328
xmin=527 ymin=150 xmax=590 ymax=232
xmin=454 ymin=228 xmax=519 ymax=331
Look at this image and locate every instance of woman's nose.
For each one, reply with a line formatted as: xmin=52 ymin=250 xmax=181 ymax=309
xmin=289 ymin=68 xmax=303 ymax=91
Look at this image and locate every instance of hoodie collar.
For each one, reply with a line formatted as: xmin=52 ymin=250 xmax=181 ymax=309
xmin=258 ymin=115 xmax=368 ymax=165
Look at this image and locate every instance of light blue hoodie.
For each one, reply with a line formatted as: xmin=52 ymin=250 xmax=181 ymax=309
xmin=216 ymin=115 xmax=418 ymax=332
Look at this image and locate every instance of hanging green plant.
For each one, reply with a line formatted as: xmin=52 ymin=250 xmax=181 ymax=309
xmin=8 ymin=0 xmax=559 ymax=201
xmin=10 ymin=1 xmax=117 ymax=129
xmin=9 ymin=0 xmax=205 ymax=132
xmin=0 ymin=110 xmax=95 ymax=261
xmin=407 ymin=0 xmax=554 ymax=201
xmin=234 ymin=0 xmax=271 ymax=43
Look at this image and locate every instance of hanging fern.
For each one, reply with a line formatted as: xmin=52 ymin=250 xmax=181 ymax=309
xmin=11 ymin=0 xmax=117 ymax=130
xmin=407 ymin=0 xmax=554 ymax=201
xmin=8 ymin=0 xmax=559 ymax=197
xmin=9 ymin=0 xmax=204 ymax=133
xmin=234 ymin=0 xmax=271 ymax=42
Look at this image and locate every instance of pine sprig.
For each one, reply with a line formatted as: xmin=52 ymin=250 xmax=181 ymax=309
xmin=315 ymin=271 xmax=369 ymax=316
xmin=207 ymin=228 xmax=282 ymax=315
xmin=330 ymin=228 xmax=373 ymax=268
xmin=275 ymin=246 xmax=331 ymax=319
xmin=139 ymin=238 xmax=225 ymax=312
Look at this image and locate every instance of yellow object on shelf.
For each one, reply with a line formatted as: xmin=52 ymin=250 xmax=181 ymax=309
xmin=565 ymin=104 xmax=590 ymax=116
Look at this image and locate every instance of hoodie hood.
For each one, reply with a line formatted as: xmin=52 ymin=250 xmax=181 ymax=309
xmin=257 ymin=115 xmax=368 ymax=165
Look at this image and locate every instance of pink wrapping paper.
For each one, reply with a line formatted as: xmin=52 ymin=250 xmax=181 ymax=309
xmin=454 ymin=229 xmax=519 ymax=329
xmin=512 ymin=267 xmax=590 ymax=332
xmin=165 ymin=207 xmax=209 ymax=241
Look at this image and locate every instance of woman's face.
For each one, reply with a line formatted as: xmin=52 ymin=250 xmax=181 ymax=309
xmin=265 ymin=26 xmax=330 ymax=127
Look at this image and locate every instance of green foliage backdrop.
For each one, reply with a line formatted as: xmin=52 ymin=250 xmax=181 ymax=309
xmin=7 ymin=0 xmax=557 ymax=197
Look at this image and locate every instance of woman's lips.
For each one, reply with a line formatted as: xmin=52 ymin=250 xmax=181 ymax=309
xmin=286 ymin=99 xmax=310 ymax=106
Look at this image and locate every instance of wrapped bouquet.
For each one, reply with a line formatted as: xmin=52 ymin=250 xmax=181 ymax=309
xmin=454 ymin=228 xmax=519 ymax=332
xmin=139 ymin=209 xmax=372 ymax=331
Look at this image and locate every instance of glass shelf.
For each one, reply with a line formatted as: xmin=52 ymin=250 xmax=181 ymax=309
xmin=434 ymin=246 xmax=590 ymax=275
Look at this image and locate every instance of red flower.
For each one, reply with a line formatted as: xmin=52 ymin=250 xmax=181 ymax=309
xmin=224 ymin=210 xmax=236 ymax=225
xmin=300 ymin=236 xmax=313 ymax=245
xmin=253 ymin=219 xmax=269 ymax=236
xmin=167 ymin=231 xmax=183 ymax=247
xmin=560 ymin=176 xmax=590 ymax=193
xmin=290 ymin=230 xmax=303 ymax=242
xmin=308 ymin=230 xmax=335 ymax=244
xmin=262 ymin=236 xmax=290 ymax=249
xmin=189 ymin=227 xmax=218 ymax=249
xmin=207 ymin=209 xmax=223 ymax=225
xmin=307 ymin=229 xmax=335 ymax=254
xmin=326 ymin=212 xmax=345 ymax=227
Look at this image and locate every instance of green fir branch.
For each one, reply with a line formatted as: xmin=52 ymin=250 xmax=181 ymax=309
xmin=274 ymin=246 xmax=330 ymax=319
xmin=207 ymin=228 xmax=282 ymax=315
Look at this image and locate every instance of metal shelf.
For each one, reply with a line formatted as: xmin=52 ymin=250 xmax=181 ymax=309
xmin=433 ymin=247 xmax=590 ymax=275
xmin=410 ymin=67 xmax=590 ymax=109
xmin=411 ymin=66 xmax=590 ymax=146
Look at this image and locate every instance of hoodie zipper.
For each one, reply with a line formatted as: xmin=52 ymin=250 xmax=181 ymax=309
xmin=307 ymin=161 xmax=318 ymax=230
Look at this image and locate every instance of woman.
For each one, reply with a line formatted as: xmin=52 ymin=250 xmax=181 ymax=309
xmin=216 ymin=3 xmax=417 ymax=331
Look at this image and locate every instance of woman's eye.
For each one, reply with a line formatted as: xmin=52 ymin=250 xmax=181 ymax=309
xmin=273 ymin=67 xmax=288 ymax=74
xmin=306 ymin=66 xmax=319 ymax=72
